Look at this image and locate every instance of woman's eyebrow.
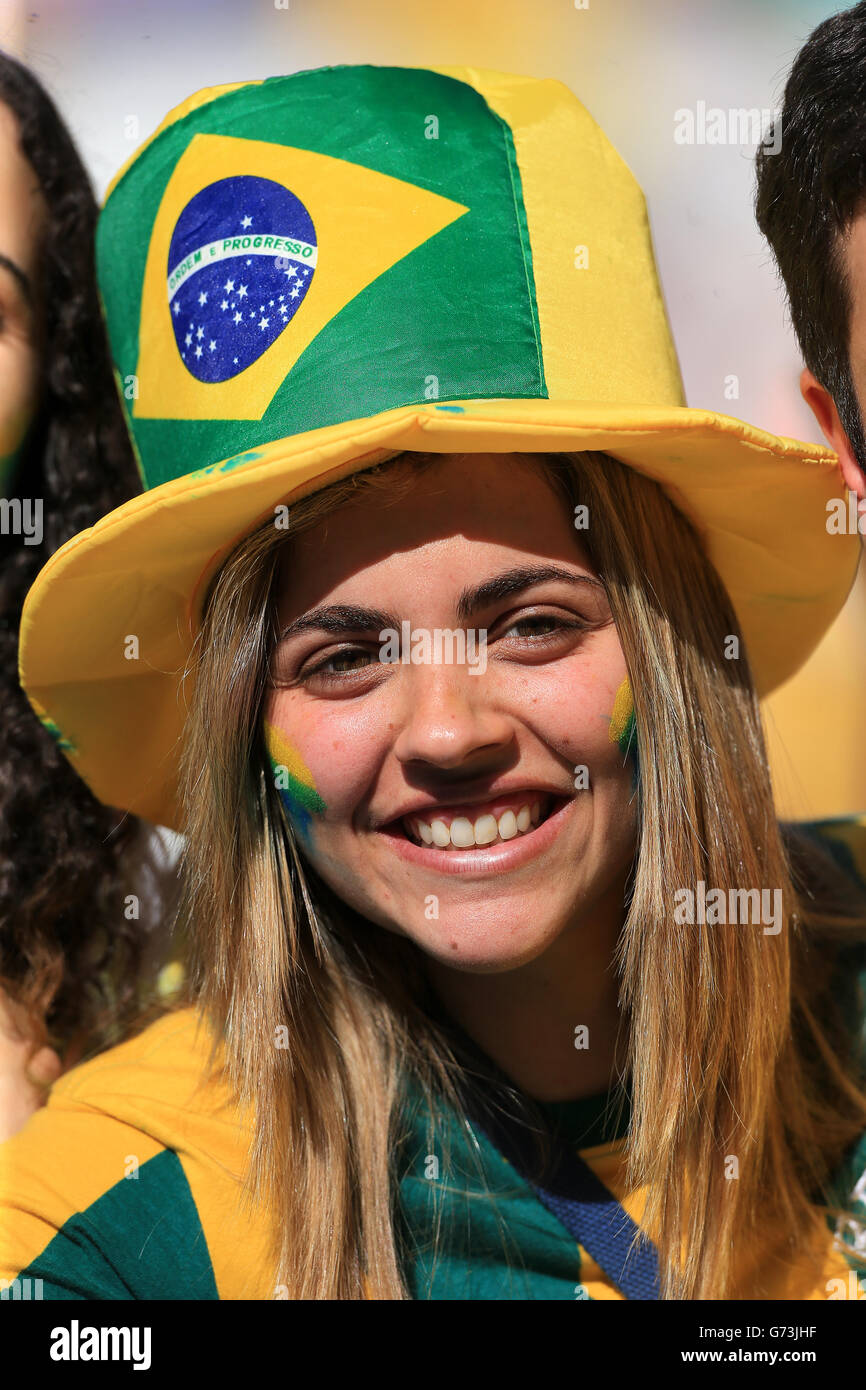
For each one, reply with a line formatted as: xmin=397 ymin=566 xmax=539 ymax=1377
xmin=278 ymin=567 xmax=603 ymax=641
xmin=454 ymin=564 xmax=603 ymax=621
xmin=279 ymin=603 xmax=398 ymax=641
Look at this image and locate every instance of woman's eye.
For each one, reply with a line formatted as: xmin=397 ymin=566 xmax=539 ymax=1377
xmin=289 ymin=612 xmax=595 ymax=687
xmin=500 ymin=614 xmax=584 ymax=640
xmin=306 ymin=647 xmax=375 ymax=677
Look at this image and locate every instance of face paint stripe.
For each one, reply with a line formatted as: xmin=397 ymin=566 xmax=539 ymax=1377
xmin=608 ymin=678 xmax=635 ymax=755
xmin=273 ymin=769 xmax=326 ymax=815
xmin=263 ymin=717 xmax=319 ymax=790
xmin=608 ymin=676 xmax=640 ymax=795
xmin=263 ymin=718 xmax=326 ymax=832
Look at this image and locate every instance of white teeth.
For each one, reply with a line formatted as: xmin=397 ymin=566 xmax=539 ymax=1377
xmin=450 ymin=817 xmax=475 ymax=848
xmin=474 ymin=814 xmax=499 ymax=845
xmin=431 ymin=819 xmax=451 ymax=847
xmin=407 ymin=800 xmax=550 ymax=849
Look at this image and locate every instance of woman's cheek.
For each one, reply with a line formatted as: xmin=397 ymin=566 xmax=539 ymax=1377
xmin=262 ymin=700 xmax=382 ymax=844
xmin=537 ymin=661 xmax=634 ymax=777
xmin=262 ymin=716 xmax=327 ymax=842
xmin=262 ymin=706 xmax=392 ymax=916
xmin=545 ymin=672 xmax=637 ymax=837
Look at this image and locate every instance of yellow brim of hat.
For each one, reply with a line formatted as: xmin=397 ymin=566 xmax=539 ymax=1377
xmin=18 ymin=397 xmax=857 ymax=831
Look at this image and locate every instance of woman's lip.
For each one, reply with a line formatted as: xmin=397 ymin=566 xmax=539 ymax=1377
xmin=400 ymin=790 xmax=547 ymax=834
xmin=375 ymin=794 xmax=575 ymax=876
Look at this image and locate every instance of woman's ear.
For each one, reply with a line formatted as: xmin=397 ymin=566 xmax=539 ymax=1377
xmin=800 ymin=368 xmax=866 ymax=499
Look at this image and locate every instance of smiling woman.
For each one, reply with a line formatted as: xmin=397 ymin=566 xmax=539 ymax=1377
xmin=258 ymin=452 xmax=635 ymax=975
xmin=6 ymin=62 xmax=866 ymax=1306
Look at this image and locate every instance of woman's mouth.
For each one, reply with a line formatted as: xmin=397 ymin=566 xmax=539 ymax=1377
xmin=377 ymin=791 xmax=574 ymax=876
xmin=403 ymin=794 xmax=551 ymax=849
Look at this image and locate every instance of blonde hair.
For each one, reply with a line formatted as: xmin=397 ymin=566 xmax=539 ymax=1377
xmin=175 ymin=449 xmax=866 ymax=1299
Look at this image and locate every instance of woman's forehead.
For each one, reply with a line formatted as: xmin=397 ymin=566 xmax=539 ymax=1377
xmin=274 ymin=453 xmax=593 ymax=611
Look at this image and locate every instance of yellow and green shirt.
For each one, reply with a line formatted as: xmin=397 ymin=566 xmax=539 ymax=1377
xmin=1 ymin=817 xmax=865 ymax=1301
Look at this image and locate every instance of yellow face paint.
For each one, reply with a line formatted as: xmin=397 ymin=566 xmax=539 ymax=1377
xmin=608 ymin=677 xmax=639 ymax=791
xmin=608 ymin=677 xmax=636 ymax=755
xmin=263 ymin=717 xmax=326 ymax=835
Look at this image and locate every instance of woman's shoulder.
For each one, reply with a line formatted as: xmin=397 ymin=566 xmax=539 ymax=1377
xmin=0 ymin=1005 xmax=274 ymax=1300
xmin=48 ymin=1003 xmax=221 ymax=1104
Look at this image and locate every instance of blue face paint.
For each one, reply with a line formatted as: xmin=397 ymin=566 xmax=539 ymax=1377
xmin=263 ymin=717 xmax=326 ymax=840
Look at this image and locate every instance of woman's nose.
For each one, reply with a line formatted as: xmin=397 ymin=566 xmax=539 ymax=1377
xmin=390 ymin=662 xmax=514 ymax=771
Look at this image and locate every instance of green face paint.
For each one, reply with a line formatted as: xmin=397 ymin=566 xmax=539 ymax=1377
xmin=263 ymin=717 xmax=326 ymax=837
xmin=608 ymin=676 xmax=639 ymax=787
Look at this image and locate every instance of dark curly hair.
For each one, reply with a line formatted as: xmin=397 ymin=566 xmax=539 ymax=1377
xmin=754 ymin=2 xmax=866 ymax=474
xmin=0 ymin=51 xmax=168 ymax=1061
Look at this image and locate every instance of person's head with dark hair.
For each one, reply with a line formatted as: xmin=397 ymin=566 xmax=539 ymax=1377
xmin=0 ymin=50 xmax=161 ymax=1063
xmin=755 ymin=2 xmax=866 ymax=505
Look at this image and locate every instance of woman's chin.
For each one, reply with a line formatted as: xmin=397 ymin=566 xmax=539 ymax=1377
xmin=399 ymin=909 xmax=573 ymax=974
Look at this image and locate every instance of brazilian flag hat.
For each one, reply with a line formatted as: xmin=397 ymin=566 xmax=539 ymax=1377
xmin=18 ymin=64 xmax=859 ymax=830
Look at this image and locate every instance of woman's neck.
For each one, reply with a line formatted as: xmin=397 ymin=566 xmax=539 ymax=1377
xmin=422 ymin=875 xmax=630 ymax=1104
